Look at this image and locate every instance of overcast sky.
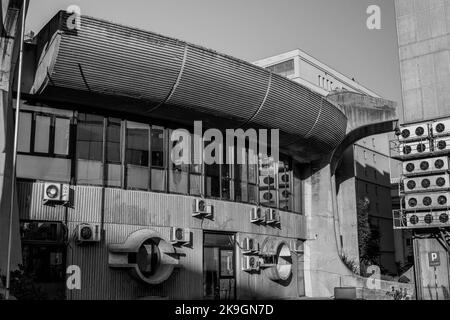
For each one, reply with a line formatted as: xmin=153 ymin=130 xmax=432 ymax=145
xmin=26 ymin=0 xmax=401 ymax=106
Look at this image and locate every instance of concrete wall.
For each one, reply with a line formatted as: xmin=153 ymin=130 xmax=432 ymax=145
xmin=413 ymin=237 xmax=450 ymax=300
xmin=395 ymin=0 xmax=450 ymax=124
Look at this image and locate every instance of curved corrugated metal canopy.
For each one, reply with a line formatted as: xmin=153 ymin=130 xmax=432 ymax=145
xmin=30 ymin=11 xmax=347 ymax=161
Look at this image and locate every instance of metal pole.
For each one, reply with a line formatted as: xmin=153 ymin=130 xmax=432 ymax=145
xmin=5 ymin=0 xmax=27 ymax=300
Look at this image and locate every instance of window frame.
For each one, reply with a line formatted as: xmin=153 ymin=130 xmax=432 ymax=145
xmin=17 ymin=111 xmax=72 ymax=159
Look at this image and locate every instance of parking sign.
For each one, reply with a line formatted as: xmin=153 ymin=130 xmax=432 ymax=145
xmin=428 ymin=252 xmax=440 ymax=267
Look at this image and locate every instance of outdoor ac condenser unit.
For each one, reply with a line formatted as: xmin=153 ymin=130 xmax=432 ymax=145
xmin=405 ymin=192 xmax=450 ymax=210
xmin=404 ymin=174 xmax=450 ymax=192
xmin=432 ymin=119 xmax=450 ymax=137
xmin=399 ymin=123 xmax=429 ymax=142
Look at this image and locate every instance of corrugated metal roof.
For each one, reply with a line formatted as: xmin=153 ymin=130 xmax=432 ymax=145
xmin=30 ymin=11 xmax=347 ymax=159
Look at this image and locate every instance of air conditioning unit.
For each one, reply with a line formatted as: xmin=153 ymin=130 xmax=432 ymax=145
xmin=193 ymin=198 xmax=213 ymax=218
xmin=265 ymin=208 xmax=279 ymax=225
xmin=402 ymin=157 xmax=449 ymax=175
xmin=404 ymin=174 xmax=450 ymax=192
xmin=405 ymin=192 xmax=450 ymax=210
xmin=260 ymin=190 xmax=277 ymax=204
xmin=406 ymin=211 xmax=450 ymax=228
xmin=43 ymin=182 xmax=70 ymax=203
xmin=434 ymin=137 xmax=450 ymax=152
xmin=259 ymin=175 xmax=275 ymax=188
xmin=399 ymin=123 xmax=429 ymax=141
xmin=289 ymin=239 xmax=304 ymax=253
xmin=279 ymin=188 xmax=291 ymax=201
xmin=400 ymin=141 xmax=431 ymax=156
xmin=250 ymin=206 xmax=263 ymax=223
xmin=75 ymin=223 xmax=101 ymax=243
xmin=432 ymin=119 xmax=450 ymax=137
xmin=242 ymin=256 xmax=260 ymax=272
xmin=170 ymin=227 xmax=190 ymax=244
xmin=278 ymin=172 xmax=290 ymax=187
xmin=241 ymin=237 xmax=259 ymax=254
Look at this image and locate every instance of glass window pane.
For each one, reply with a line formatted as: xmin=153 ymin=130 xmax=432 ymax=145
xmin=34 ymin=115 xmax=51 ymax=153
xmin=76 ymin=114 xmax=103 ymax=161
xmin=18 ymin=112 xmax=32 ymax=153
xmin=151 ymin=128 xmax=164 ymax=167
xmin=126 ymin=122 xmax=149 ymax=166
xmin=106 ymin=118 xmax=121 ymax=163
xmin=54 ymin=118 xmax=70 ymax=155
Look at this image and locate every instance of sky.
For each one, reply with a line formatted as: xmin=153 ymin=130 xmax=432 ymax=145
xmin=25 ymin=0 xmax=402 ymax=106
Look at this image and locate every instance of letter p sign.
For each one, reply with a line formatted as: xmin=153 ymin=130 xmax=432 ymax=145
xmin=428 ymin=252 xmax=440 ymax=267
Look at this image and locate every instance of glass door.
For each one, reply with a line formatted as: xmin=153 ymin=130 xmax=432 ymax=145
xmin=203 ymin=232 xmax=235 ymax=300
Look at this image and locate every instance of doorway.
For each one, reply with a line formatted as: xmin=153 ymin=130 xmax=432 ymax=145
xmin=203 ymin=232 xmax=236 ymax=300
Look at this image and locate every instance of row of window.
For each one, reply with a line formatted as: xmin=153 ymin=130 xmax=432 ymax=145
xmin=17 ymin=109 xmax=303 ymax=213
xmin=318 ymin=75 xmax=334 ymax=91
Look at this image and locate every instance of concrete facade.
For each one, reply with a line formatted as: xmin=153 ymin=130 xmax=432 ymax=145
xmin=395 ymin=0 xmax=450 ymax=300
xmin=395 ymin=0 xmax=450 ymax=124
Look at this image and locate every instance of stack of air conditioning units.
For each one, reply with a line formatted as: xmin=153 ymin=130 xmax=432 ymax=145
xmin=399 ymin=119 xmax=450 ymax=229
xmin=278 ymin=162 xmax=292 ymax=212
xmin=241 ymin=237 xmax=260 ymax=272
xmin=259 ymin=156 xmax=277 ymax=208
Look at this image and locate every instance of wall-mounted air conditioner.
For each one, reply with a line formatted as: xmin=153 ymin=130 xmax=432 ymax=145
xmin=193 ymin=198 xmax=213 ymax=218
xmin=241 ymin=256 xmax=260 ymax=272
xmin=404 ymin=174 xmax=450 ymax=192
xmin=400 ymin=141 xmax=431 ymax=156
xmin=43 ymin=182 xmax=70 ymax=204
xmin=265 ymin=208 xmax=279 ymax=225
xmin=278 ymin=172 xmax=290 ymax=187
xmin=279 ymin=189 xmax=291 ymax=202
xmin=170 ymin=227 xmax=190 ymax=245
xmin=434 ymin=137 xmax=450 ymax=152
xmin=259 ymin=190 xmax=277 ymax=204
xmin=431 ymin=119 xmax=450 ymax=137
xmin=75 ymin=223 xmax=101 ymax=244
xmin=405 ymin=192 xmax=450 ymax=210
xmin=250 ymin=206 xmax=263 ymax=223
xmin=241 ymin=237 xmax=258 ymax=254
xmin=398 ymin=123 xmax=429 ymax=142
xmin=289 ymin=239 xmax=304 ymax=253
xmin=406 ymin=211 xmax=450 ymax=228
xmin=259 ymin=175 xmax=275 ymax=188
xmin=402 ymin=156 xmax=449 ymax=175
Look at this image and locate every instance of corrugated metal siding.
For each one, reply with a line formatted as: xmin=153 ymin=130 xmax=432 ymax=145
xmin=17 ymin=181 xmax=306 ymax=299
xmin=33 ymin=12 xmax=347 ymax=155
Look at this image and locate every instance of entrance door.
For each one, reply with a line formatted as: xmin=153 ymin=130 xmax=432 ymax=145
xmin=203 ymin=232 xmax=235 ymax=300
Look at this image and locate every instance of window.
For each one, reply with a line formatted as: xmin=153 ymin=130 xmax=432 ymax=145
xmin=190 ymin=133 xmax=202 ymax=196
xmin=34 ymin=115 xmax=51 ymax=153
xmin=106 ymin=118 xmax=121 ymax=164
xmin=20 ymin=221 xmax=66 ymax=300
xmin=126 ymin=121 xmax=149 ymax=190
xmin=169 ymin=130 xmax=188 ymax=194
xmin=18 ymin=112 xmax=32 ymax=153
xmin=266 ymin=59 xmax=294 ymax=77
xmin=54 ymin=118 xmax=70 ymax=156
xmin=126 ymin=121 xmax=149 ymax=167
xmin=17 ymin=111 xmax=71 ymax=157
xmin=77 ymin=113 xmax=103 ymax=161
xmin=76 ymin=113 xmax=104 ymax=185
xmin=151 ymin=127 xmax=165 ymax=168
xmin=151 ymin=127 xmax=166 ymax=192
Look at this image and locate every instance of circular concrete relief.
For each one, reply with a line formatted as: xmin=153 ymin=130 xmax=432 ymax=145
xmin=261 ymin=238 xmax=293 ymax=282
xmin=108 ymin=229 xmax=178 ymax=285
